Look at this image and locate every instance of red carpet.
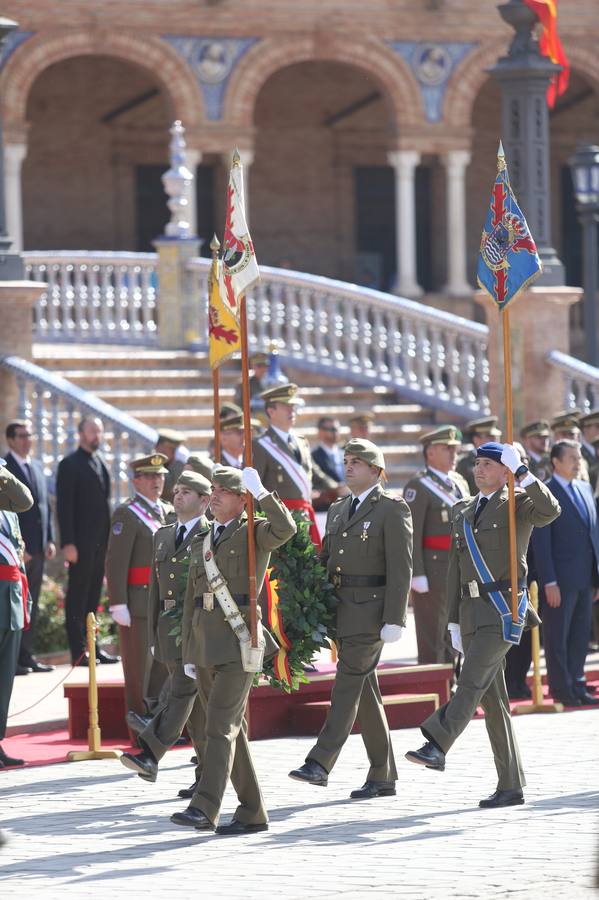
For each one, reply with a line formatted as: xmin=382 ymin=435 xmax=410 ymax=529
xmin=0 ymin=730 xmax=136 ymax=769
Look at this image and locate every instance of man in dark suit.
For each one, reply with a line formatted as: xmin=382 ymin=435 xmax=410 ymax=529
xmin=5 ymin=421 xmax=56 ymax=674
xmin=532 ymin=439 xmax=599 ymax=706
xmin=312 ymin=417 xmax=345 ymax=483
xmin=56 ymin=416 xmax=114 ymax=665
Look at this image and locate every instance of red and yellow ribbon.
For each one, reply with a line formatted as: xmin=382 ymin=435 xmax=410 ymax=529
xmin=265 ymin=568 xmax=292 ymax=686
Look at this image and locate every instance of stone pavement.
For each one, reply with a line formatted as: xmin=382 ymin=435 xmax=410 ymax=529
xmin=1 ymin=709 xmax=597 ymax=899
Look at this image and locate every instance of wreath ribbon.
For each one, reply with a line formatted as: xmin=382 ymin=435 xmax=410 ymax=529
xmin=265 ymin=567 xmax=292 ymax=687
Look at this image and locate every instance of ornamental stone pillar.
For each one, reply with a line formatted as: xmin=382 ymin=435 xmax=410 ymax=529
xmin=442 ymin=149 xmax=471 ymax=296
xmin=387 ymin=150 xmax=423 ymax=299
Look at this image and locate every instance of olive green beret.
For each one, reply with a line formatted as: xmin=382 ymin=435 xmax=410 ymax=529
xmin=211 ymin=465 xmax=244 ymax=494
xmin=343 ymin=438 xmax=385 ymax=470
xmin=185 ymin=453 xmax=215 ymax=480
xmin=176 ymin=470 xmax=211 ymax=496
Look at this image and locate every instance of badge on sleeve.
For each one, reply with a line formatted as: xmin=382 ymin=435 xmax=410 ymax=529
xmin=112 ymin=521 xmax=123 ymax=535
xmin=404 ymin=488 xmax=416 ymax=503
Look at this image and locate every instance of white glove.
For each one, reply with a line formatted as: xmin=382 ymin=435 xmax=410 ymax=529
xmin=411 ymin=575 xmax=430 ymax=594
xmin=150 ymin=646 xmax=155 ymax=657
xmin=448 ymin=622 xmax=463 ymax=654
xmin=110 ymin=604 xmax=131 ymax=627
xmin=500 ymin=443 xmax=522 ymax=474
xmin=242 ymin=466 xmax=268 ymax=500
xmin=380 ymin=623 xmax=404 ymax=643
xmin=183 ymin=663 xmax=196 ymax=679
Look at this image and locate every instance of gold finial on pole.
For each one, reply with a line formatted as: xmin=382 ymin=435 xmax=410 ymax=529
xmin=232 ymin=147 xmax=241 ymax=167
xmin=210 ymin=233 xmax=221 ymax=256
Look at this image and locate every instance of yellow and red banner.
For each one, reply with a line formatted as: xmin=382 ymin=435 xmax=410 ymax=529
xmin=208 ymin=255 xmax=241 ymax=369
xmin=523 ymin=0 xmax=570 ymax=107
xmin=219 ymin=150 xmax=260 ymax=321
xmin=265 ymin=568 xmax=292 ymax=687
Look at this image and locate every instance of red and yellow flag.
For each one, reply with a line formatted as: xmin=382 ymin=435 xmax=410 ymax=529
xmin=523 ymin=0 xmax=570 ymax=107
xmin=208 ymin=254 xmax=241 ymax=369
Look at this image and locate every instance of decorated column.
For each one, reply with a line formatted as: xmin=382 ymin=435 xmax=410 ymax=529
xmin=387 ymin=150 xmax=423 ymax=298
xmin=442 ymin=149 xmax=471 ymax=296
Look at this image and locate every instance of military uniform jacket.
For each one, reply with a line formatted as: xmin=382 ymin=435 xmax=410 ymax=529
xmin=527 ymin=453 xmax=550 ymax=483
xmin=403 ymin=468 xmax=470 ymax=581
xmin=182 ymin=492 xmax=296 ymax=668
xmin=148 ymin=517 xmax=209 ymax=664
xmin=162 ymin=458 xmax=185 ymax=504
xmin=322 ymin=484 xmax=413 ymax=637
xmin=0 ymin=465 xmax=34 ymax=513
xmin=447 ymin=479 xmax=560 ymax=636
xmin=456 ymin=450 xmax=477 ymax=495
xmin=0 ymin=509 xmax=28 ymax=631
xmin=252 ymin=426 xmax=337 ymax=499
xmin=581 ymin=443 xmax=599 ymax=491
xmin=106 ymin=494 xmax=174 ymax=618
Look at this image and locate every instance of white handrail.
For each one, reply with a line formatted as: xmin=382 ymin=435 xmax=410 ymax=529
xmin=546 ymin=349 xmax=599 ymax=412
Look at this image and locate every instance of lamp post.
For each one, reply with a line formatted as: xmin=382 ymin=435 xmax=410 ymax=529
xmin=0 ymin=16 xmax=23 ymax=279
xmin=569 ymin=144 xmax=599 ymax=368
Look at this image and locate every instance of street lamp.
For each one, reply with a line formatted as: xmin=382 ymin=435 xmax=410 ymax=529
xmin=0 ymin=16 xmax=23 ymax=279
xmin=569 ymin=144 xmax=599 ymax=368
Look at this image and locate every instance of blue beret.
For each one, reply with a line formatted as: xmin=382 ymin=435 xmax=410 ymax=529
xmin=476 ymin=441 xmax=504 ymax=463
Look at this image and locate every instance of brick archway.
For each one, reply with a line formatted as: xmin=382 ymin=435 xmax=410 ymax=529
xmin=442 ymin=40 xmax=508 ymax=134
xmin=223 ymin=34 xmax=424 ymax=133
xmin=0 ymin=30 xmax=205 ymax=138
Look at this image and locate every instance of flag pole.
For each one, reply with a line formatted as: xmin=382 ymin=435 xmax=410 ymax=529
xmin=209 ymin=234 xmax=222 ymax=462
xmin=239 ymin=290 xmax=258 ymax=647
xmin=501 ymin=307 xmax=519 ymax=624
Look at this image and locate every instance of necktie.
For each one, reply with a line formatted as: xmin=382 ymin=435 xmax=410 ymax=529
xmin=447 ymin=478 xmax=462 ymax=499
xmin=348 ymin=497 xmax=359 ymax=520
xmin=214 ymin=524 xmax=225 ymax=544
xmin=568 ymin=483 xmax=589 ymax=524
xmin=175 ymin=524 xmax=186 ymax=549
xmin=155 ymin=505 xmax=165 ymax=524
xmin=474 ymin=496 xmax=488 ymax=524
xmin=288 ymin=435 xmax=302 ymax=463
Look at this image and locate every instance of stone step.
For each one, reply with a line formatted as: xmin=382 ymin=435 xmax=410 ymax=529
xmin=290 ymin=692 xmax=440 ymax=735
xmin=93 ymin=385 xmax=404 ymax=409
xmin=119 ymin=408 xmax=433 ymax=431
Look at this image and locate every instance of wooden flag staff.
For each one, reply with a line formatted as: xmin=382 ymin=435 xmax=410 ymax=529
xmin=239 ymin=291 xmax=258 ymax=648
xmin=501 ymin=307 xmax=520 ymax=625
xmin=209 ymin=235 xmax=222 ymax=463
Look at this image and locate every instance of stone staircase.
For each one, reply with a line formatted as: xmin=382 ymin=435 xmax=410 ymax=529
xmin=33 ymin=344 xmax=440 ymax=488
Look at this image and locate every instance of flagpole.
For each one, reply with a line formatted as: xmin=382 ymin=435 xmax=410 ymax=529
xmin=239 ymin=291 xmax=258 ymax=647
xmin=209 ymin=235 xmax=222 ymax=462
xmin=501 ymin=306 xmax=519 ymax=624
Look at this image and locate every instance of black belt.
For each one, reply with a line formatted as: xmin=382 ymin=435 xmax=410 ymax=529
xmin=195 ymin=593 xmax=249 ymax=608
xmin=331 ymin=575 xmax=386 ymax=588
xmin=461 ymin=578 xmax=526 ymax=599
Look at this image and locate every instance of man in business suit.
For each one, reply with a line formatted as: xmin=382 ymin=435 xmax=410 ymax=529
xmin=406 ymin=441 xmax=560 ymax=808
xmin=56 ymin=416 xmax=115 ymax=666
xmin=5 ymin=421 xmax=56 ymax=674
xmin=289 ymin=438 xmax=413 ymax=799
xmin=532 ymin=439 xmax=599 ymax=706
xmin=0 ymin=460 xmax=33 ymax=767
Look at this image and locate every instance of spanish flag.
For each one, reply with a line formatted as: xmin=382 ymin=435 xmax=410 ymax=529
xmin=523 ymin=1 xmax=570 ymax=107
xmin=208 ymin=254 xmax=241 ymax=369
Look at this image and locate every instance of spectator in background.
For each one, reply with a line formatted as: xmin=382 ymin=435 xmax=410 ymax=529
xmin=155 ymin=430 xmax=187 ymax=503
xmin=312 ymin=417 xmax=344 ymax=483
xmin=550 ymin=411 xmax=590 ymax=482
xmin=519 ymin=420 xmax=551 ymax=482
xmin=234 ymin=353 xmax=269 ymax=410
xmin=348 ymin=413 xmax=374 ymax=441
xmin=56 ymin=416 xmax=115 ymax=666
xmin=4 ymin=421 xmax=55 ymax=675
xmin=579 ymin=410 xmax=599 ymax=491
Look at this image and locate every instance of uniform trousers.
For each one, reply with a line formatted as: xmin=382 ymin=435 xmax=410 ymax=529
xmin=119 ymin=618 xmax=168 ymax=716
xmin=190 ymin=661 xmax=267 ymax=827
xmin=542 ymin=587 xmax=593 ymax=698
xmin=421 ymin=623 xmax=525 ymax=791
xmin=0 ymin=628 xmax=21 ymax=739
xmin=307 ymin=633 xmax=397 ymax=782
xmin=65 ymin=542 xmax=106 ymax=662
xmin=18 ymin=553 xmax=44 ymax=665
xmin=139 ymin=661 xmax=205 ymax=778
xmin=412 ymin=552 xmax=454 ymax=666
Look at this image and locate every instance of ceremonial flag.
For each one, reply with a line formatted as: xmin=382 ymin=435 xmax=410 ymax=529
xmin=477 ymin=142 xmax=542 ymax=309
xmin=523 ymin=0 xmax=570 ymax=107
xmin=208 ymin=254 xmax=241 ymax=369
xmin=219 ymin=150 xmax=260 ymax=321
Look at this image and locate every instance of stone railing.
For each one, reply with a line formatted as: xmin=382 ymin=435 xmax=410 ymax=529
xmin=546 ymin=350 xmax=599 ymax=412
xmin=24 ymin=251 xmax=158 ymax=344
xmin=0 ymin=355 xmax=157 ymax=504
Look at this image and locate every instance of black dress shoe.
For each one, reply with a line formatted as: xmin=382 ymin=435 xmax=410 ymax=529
xmin=74 ymin=655 xmax=89 ymax=667
xmin=0 ymin=745 xmax=24 ymax=767
xmin=96 ymin=649 xmax=120 ymax=664
xmin=215 ymin=818 xmax=268 ymax=835
xmin=479 ymin=788 xmax=524 ymax=808
xmin=15 ymin=664 xmax=31 ymax=676
xmin=575 ymin=691 xmax=599 ymax=705
xmin=405 ymin=741 xmax=446 ymax=771
xmin=172 ymin=735 xmax=189 ymax=746
xmin=178 ymin=781 xmax=199 ymax=799
xmin=171 ymin=807 xmax=215 ymax=830
xmin=350 ymin=780 xmax=396 ymax=800
xmin=126 ymin=711 xmax=153 ymax=734
xmin=552 ymin=693 xmax=581 ymax=707
xmin=120 ymin=751 xmax=158 ymax=782
xmin=29 ymin=659 xmax=55 ymax=673
xmin=190 ymin=755 xmax=198 ymax=765
xmin=288 ymin=759 xmax=328 ymax=786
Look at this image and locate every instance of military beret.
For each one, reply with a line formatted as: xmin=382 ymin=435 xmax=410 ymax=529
xmin=185 ymin=453 xmax=215 ymax=480
xmin=348 ymin=412 xmax=374 ymax=426
xmin=261 ymin=382 xmax=305 ymax=406
xmin=156 ymin=428 xmax=186 ymax=446
xmin=520 ymin=420 xmax=550 ymax=438
xmin=550 ymin=410 xmax=580 ymax=432
xmin=250 ymin=352 xmax=269 ymax=367
xmin=420 ymin=425 xmax=462 ymax=447
xmin=175 ymin=470 xmax=211 ymax=496
xmin=211 ymin=465 xmax=244 ymax=494
xmin=130 ymin=453 xmax=169 ymax=475
xmin=579 ymin=409 xmax=599 ymax=429
xmin=343 ymin=438 xmax=385 ymax=470
xmin=464 ymin=416 xmax=501 ymax=438
xmin=476 ymin=441 xmax=504 ymax=463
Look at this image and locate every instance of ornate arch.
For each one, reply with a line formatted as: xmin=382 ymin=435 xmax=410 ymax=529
xmin=443 ymin=39 xmax=508 ymax=132
xmin=223 ymin=34 xmax=425 ymax=133
xmin=0 ymin=29 xmax=206 ymax=138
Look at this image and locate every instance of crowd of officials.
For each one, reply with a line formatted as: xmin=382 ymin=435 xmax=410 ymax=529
xmin=0 ymin=367 xmax=598 ymax=818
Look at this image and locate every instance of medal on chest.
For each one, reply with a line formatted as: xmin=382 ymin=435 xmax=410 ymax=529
xmin=361 ymin=521 xmax=371 ymax=542
xmin=441 ymin=509 xmax=449 ymax=523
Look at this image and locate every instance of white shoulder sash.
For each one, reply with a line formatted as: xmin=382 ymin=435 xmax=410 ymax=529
xmin=0 ymin=529 xmax=21 ymax=567
xmin=419 ymin=475 xmax=460 ymax=508
xmin=128 ymin=501 xmax=162 ymax=534
xmin=258 ymin=435 xmax=311 ymax=500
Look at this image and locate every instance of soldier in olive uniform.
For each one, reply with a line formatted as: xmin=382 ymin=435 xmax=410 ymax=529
xmin=120 ymin=470 xmax=211 ymax=792
xmin=579 ymin=410 xmax=599 ymax=491
xmin=520 ymin=420 xmax=551 ymax=481
xmin=0 ymin=460 xmax=32 ymax=769
xmin=550 ymin=411 xmax=590 ymax=482
xmin=155 ymin=429 xmax=187 ymax=503
xmin=106 ymin=454 xmax=174 ymax=720
xmin=456 ymin=416 xmax=502 ymax=495
xmin=406 ymin=442 xmax=560 ymax=808
xmin=185 ymin=453 xmax=215 ymax=482
xmin=403 ymin=426 xmax=470 ymax=665
xmin=289 ymin=438 xmax=413 ymax=799
xmin=171 ymin=465 xmax=296 ymax=835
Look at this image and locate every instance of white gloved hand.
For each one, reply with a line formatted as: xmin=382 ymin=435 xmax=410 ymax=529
xmin=241 ymin=466 xmax=268 ymax=500
xmin=500 ymin=443 xmax=522 ymax=474
xmin=183 ymin=663 xmax=196 ymax=679
xmin=110 ymin=604 xmax=131 ymax=628
xmin=411 ymin=575 xmax=430 ymax=594
xmin=380 ymin=623 xmax=404 ymax=643
xmin=448 ymin=622 xmax=463 ymax=654
xmin=150 ymin=646 xmax=155 ymax=657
